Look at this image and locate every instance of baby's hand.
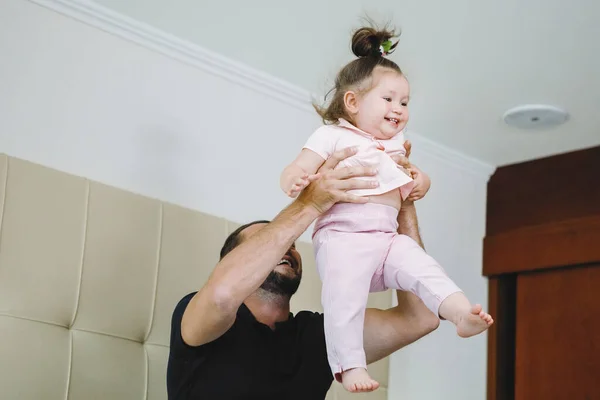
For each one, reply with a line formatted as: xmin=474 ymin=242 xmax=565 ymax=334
xmin=286 ymin=173 xmax=320 ymax=198
xmin=406 ymin=166 xmax=431 ymax=201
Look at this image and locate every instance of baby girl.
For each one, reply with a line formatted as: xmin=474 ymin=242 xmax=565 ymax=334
xmin=280 ymin=25 xmax=493 ymax=393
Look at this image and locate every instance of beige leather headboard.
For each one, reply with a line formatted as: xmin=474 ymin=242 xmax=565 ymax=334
xmin=0 ymin=154 xmax=391 ymax=400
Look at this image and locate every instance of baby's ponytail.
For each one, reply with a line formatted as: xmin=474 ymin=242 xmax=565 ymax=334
xmin=351 ymin=26 xmax=398 ymax=59
xmin=314 ymin=23 xmax=403 ymax=125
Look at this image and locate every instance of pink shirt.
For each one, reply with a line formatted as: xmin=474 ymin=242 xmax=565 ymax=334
xmin=303 ymin=119 xmax=414 ymax=199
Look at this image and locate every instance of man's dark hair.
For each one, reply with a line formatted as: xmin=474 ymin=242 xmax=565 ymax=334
xmin=219 ymin=220 xmax=271 ymax=260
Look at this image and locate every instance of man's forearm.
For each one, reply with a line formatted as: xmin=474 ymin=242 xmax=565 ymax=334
xmin=364 ymin=292 xmax=439 ymax=364
xmin=396 ymin=200 xmax=430 ymax=323
xmin=397 ymin=201 xmax=424 ymax=248
xmin=210 ymin=200 xmax=319 ymax=307
xmin=182 ymin=200 xmax=319 ymax=346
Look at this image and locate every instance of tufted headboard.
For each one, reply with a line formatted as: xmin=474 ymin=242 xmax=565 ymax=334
xmin=0 ymin=154 xmax=391 ymax=400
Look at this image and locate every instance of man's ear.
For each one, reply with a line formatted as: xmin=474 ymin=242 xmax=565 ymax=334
xmin=343 ymin=91 xmax=360 ymax=115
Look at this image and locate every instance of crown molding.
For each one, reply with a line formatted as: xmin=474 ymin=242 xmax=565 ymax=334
xmin=28 ymin=0 xmax=496 ymax=180
xmin=407 ymin=132 xmax=496 ymax=180
xmin=29 ymin=0 xmax=314 ymax=113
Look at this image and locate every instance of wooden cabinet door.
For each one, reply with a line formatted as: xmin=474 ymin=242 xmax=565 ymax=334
xmin=515 ymin=264 xmax=600 ymax=400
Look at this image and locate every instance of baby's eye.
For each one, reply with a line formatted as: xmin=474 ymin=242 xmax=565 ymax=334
xmin=401 ymin=102 xmax=408 ymax=106
xmin=383 ymin=97 xmax=392 ymax=102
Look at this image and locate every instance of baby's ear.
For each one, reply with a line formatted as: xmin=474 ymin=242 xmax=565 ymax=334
xmin=343 ymin=91 xmax=360 ymax=115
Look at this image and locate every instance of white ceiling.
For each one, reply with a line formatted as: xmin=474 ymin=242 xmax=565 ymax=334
xmin=95 ymin=0 xmax=600 ymax=166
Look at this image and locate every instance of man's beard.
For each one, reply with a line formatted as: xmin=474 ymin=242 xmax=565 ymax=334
xmin=259 ymin=270 xmax=301 ymax=297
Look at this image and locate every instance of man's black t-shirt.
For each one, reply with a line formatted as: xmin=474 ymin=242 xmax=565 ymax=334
xmin=166 ymin=292 xmax=334 ymax=399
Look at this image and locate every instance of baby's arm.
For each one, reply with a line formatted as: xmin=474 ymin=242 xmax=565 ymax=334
xmin=280 ymin=149 xmax=326 ymax=198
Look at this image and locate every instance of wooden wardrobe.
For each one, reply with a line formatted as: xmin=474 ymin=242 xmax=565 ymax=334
xmin=483 ymin=146 xmax=600 ymax=400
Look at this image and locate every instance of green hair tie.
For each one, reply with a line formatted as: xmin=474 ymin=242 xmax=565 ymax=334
xmin=379 ymin=40 xmax=395 ymax=56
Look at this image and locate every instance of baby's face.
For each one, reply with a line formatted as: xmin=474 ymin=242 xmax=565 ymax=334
xmin=353 ymin=69 xmax=410 ymax=140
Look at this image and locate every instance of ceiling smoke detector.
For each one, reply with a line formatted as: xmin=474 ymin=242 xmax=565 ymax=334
xmin=503 ymin=104 xmax=569 ymax=129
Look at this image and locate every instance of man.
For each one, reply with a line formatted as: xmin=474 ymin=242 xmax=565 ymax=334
xmin=166 ymin=145 xmax=439 ymax=399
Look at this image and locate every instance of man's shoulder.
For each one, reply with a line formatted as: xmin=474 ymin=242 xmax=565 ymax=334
xmin=179 ymin=291 xmax=197 ymax=305
xmin=292 ymin=310 xmax=325 ymax=333
xmin=171 ymin=291 xmax=245 ymax=329
xmin=294 ymin=310 xmax=323 ymax=320
xmin=169 ymin=291 xmax=241 ymax=356
xmin=172 ymin=291 xmax=197 ymax=320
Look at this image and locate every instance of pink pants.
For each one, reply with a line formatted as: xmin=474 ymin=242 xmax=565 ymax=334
xmin=312 ymin=203 xmax=462 ymax=379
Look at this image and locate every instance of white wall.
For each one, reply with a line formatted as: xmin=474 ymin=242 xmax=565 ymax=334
xmin=0 ymin=1 xmax=494 ymax=399
xmin=388 ymin=148 xmax=491 ymax=399
xmin=0 ymin=0 xmax=317 ymax=231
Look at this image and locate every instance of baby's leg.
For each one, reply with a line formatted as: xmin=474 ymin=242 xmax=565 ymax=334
xmin=314 ymin=230 xmax=389 ymax=392
xmin=383 ymin=234 xmax=493 ymax=338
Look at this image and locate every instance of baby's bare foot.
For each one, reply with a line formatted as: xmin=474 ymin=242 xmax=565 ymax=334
xmin=341 ymin=368 xmax=380 ymax=393
xmin=457 ymin=304 xmax=494 ymax=338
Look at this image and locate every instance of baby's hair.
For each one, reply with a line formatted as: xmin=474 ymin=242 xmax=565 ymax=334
xmin=314 ymin=23 xmax=403 ymax=125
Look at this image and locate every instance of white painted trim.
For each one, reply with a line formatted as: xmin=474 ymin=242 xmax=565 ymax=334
xmin=27 ymin=0 xmax=496 ymax=179
xmin=28 ymin=0 xmax=314 ymax=112
xmin=407 ymin=133 xmax=496 ymax=180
